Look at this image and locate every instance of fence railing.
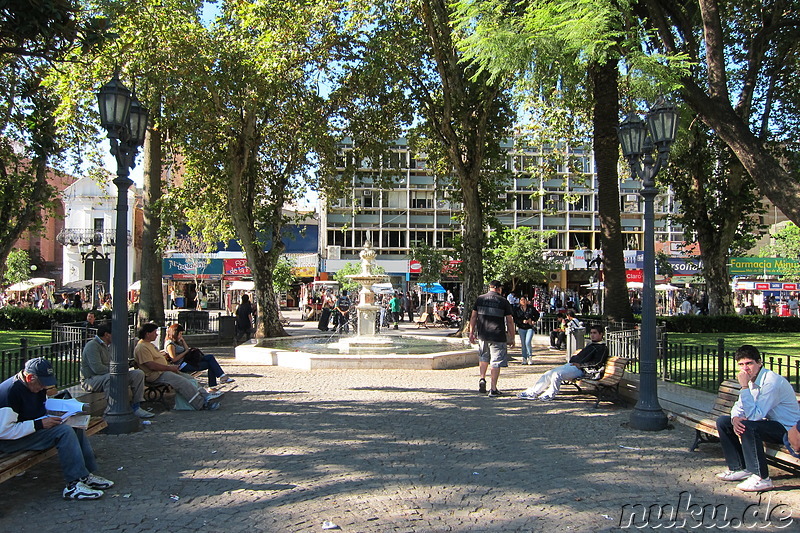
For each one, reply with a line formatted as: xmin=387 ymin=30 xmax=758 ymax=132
xmin=164 ymin=310 xmax=220 ymax=334
xmin=1 ymin=324 xmax=138 ymax=389
xmin=538 ymin=315 xmax=640 ymax=336
xmin=605 ymin=328 xmax=800 ymax=393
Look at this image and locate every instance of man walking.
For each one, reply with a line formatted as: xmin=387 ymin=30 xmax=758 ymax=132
xmin=468 ymin=280 xmax=515 ymax=397
xmin=389 ymin=292 xmax=402 ymax=330
xmin=81 ymin=324 xmax=153 ymax=418
xmin=715 ymin=345 xmax=800 ymax=492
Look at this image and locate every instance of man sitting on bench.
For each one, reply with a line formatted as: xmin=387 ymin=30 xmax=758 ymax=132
xmin=134 ymin=323 xmax=223 ymax=411
xmin=517 ymin=325 xmax=608 ymax=401
xmin=715 ymin=345 xmax=800 ymax=492
xmin=0 ymin=358 xmax=115 ymax=500
xmin=81 ymin=324 xmax=153 ymax=418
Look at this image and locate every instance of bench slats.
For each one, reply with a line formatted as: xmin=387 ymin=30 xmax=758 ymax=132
xmin=668 ymin=379 xmax=800 ymax=473
xmin=0 ymin=417 xmax=107 ymax=484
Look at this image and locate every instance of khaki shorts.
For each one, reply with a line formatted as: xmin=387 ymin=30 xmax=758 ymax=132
xmin=477 ymin=340 xmax=508 ymax=368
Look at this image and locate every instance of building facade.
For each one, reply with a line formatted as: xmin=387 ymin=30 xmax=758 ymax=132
xmin=320 ymin=139 xmax=684 ymax=291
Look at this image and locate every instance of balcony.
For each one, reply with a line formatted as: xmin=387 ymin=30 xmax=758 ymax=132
xmin=56 ymin=228 xmax=132 ymax=247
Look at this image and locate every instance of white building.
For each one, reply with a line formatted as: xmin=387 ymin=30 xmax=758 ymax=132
xmin=57 ymin=176 xmax=138 ymax=307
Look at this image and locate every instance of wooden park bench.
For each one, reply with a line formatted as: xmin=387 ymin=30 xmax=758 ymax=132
xmin=415 ymin=313 xmax=430 ymax=328
xmin=563 ymin=356 xmax=630 ymax=408
xmin=0 ymin=416 xmax=108 ymax=484
xmin=667 ymin=380 xmax=800 ymax=473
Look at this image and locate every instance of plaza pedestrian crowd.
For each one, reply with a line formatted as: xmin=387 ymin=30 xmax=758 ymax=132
xmin=4 ymin=279 xmax=800 ymax=501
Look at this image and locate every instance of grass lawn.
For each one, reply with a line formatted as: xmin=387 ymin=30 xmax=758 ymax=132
xmin=668 ymin=332 xmax=800 ymax=356
xmin=0 ymin=330 xmax=52 ymax=352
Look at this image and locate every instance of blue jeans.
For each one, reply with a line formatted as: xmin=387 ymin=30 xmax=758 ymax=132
xmin=518 ymin=328 xmax=534 ymax=360
xmin=0 ymin=424 xmax=96 ymax=483
xmin=181 ymin=353 xmax=225 ymax=386
xmin=716 ymin=416 xmax=787 ymax=478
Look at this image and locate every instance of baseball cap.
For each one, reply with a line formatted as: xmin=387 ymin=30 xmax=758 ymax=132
xmin=783 ymin=422 xmax=800 ymax=458
xmin=24 ymin=357 xmax=57 ymax=387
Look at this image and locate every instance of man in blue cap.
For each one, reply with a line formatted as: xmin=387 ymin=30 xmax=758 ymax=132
xmin=0 ymin=357 xmax=114 ymax=499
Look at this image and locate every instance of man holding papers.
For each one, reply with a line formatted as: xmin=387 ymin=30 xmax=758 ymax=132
xmin=0 ymin=357 xmax=114 ymax=500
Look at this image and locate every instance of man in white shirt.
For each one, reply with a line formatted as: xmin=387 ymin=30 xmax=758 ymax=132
xmin=715 ymin=345 xmax=800 ymax=492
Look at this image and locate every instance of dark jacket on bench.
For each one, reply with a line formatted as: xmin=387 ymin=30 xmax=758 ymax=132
xmin=569 ymin=342 xmax=609 ymax=380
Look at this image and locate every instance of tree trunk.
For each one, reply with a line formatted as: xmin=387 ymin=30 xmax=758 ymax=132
xmin=590 ymin=58 xmax=633 ymax=321
xmin=460 ymin=168 xmax=485 ymax=326
xmin=701 ymin=247 xmax=734 ymax=315
xmin=138 ymin=110 xmax=165 ymax=325
xmin=226 ymin=111 xmax=287 ymax=338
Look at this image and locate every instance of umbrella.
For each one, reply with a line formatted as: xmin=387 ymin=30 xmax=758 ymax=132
xmin=128 ymin=280 xmax=141 ymax=290
xmin=6 ymin=277 xmax=54 ymax=291
xmin=627 ymin=282 xmax=644 ymax=289
xmin=581 ymin=282 xmax=604 ymax=289
xmin=418 ymin=282 xmax=446 ymax=293
xmin=64 ymin=279 xmax=93 ymax=289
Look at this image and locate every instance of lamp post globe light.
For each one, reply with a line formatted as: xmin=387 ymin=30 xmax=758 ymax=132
xmin=96 ymin=74 xmax=149 ymax=435
xmin=618 ymin=96 xmax=678 ymax=432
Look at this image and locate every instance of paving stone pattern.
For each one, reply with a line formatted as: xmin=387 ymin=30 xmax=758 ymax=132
xmin=1 ymin=337 xmax=799 ymax=532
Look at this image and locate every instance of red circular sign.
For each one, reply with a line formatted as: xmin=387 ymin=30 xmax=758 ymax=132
xmin=409 ymin=260 xmax=422 ymax=273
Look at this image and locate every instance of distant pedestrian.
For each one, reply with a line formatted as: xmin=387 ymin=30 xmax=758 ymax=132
xmin=469 ymin=280 xmax=515 ymax=397
xmin=405 ymin=292 xmax=414 ymax=323
xmin=235 ymin=294 xmax=255 ymax=342
xmin=389 ymin=292 xmax=402 ymax=330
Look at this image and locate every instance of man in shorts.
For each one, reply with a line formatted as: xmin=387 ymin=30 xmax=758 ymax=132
xmin=469 ymin=280 xmax=515 ymax=397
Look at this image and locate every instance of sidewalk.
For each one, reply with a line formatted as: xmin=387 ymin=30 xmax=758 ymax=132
xmin=1 ymin=322 xmax=798 ymax=532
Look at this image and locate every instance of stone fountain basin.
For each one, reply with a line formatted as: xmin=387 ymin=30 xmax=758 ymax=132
xmin=235 ymin=334 xmax=477 ymax=370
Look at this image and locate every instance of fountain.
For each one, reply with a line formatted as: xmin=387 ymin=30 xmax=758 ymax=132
xmin=234 ymin=242 xmax=477 ymax=370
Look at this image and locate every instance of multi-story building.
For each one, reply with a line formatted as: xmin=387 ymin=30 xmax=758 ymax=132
xmin=320 ymin=138 xmax=684 ymax=292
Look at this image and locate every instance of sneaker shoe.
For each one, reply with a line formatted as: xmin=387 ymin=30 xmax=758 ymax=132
xmin=63 ymin=480 xmax=104 ymax=500
xmin=205 ymin=391 xmax=224 ymax=401
xmin=548 ymin=346 xmax=559 ymax=351
xmin=517 ymin=391 xmax=539 ymax=400
xmin=82 ymin=473 xmax=114 ymax=490
xmin=219 ymin=376 xmax=236 ymax=384
xmin=737 ymin=474 xmax=774 ymax=492
xmin=535 ymin=395 xmax=554 ymax=401
xmin=527 ymin=360 xmax=534 ymax=365
xmin=478 ymin=378 xmax=487 ymax=393
xmin=204 ymin=401 xmax=221 ymax=411
xmin=716 ymin=469 xmax=752 ymax=482
xmin=487 ymin=389 xmax=503 ymax=397
xmin=134 ymin=407 xmax=154 ymax=418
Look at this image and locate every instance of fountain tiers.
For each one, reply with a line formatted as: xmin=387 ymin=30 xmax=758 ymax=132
xmin=233 ymin=240 xmax=476 ymax=370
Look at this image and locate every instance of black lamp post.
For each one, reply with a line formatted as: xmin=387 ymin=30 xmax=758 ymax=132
xmin=97 ymin=74 xmax=149 ymax=434
xmin=618 ymin=96 xmax=678 ymax=431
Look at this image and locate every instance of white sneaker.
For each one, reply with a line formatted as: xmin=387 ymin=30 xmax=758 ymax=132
xmin=82 ymin=473 xmax=114 ymax=490
xmin=737 ymin=474 xmax=774 ymax=492
xmin=517 ymin=391 xmax=539 ymax=400
xmin=716 ymin=469 xmax=751 ymax=482
xmin=134 ymin=407 xmax=154 ymax=418
xmin=63 ymin=480 xmax=103 ymax=500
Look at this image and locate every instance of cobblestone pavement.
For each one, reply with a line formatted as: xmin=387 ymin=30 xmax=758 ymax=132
xmin=1 ymin=330 xmax=799 ymax=532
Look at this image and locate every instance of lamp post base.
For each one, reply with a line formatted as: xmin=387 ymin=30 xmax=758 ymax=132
xmin=103 ymin=413 xmax=141 ymax=435
xmin=630 ymin=406 xmax=669 ymax=431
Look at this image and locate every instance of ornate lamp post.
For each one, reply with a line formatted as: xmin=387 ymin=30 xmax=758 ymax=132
xmin=618 ymin=96 xmax=678 ymax=431
xmin=96 ymin=75 xmax=149 ymax=434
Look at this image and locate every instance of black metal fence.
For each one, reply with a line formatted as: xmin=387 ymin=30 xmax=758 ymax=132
xmin=605 ymin=328 xmax=800 ymax=393
xmin=164 ymin=310 xmax=220 ymax=334
xmin=1 ymin=324 xmax=137 ymax=389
